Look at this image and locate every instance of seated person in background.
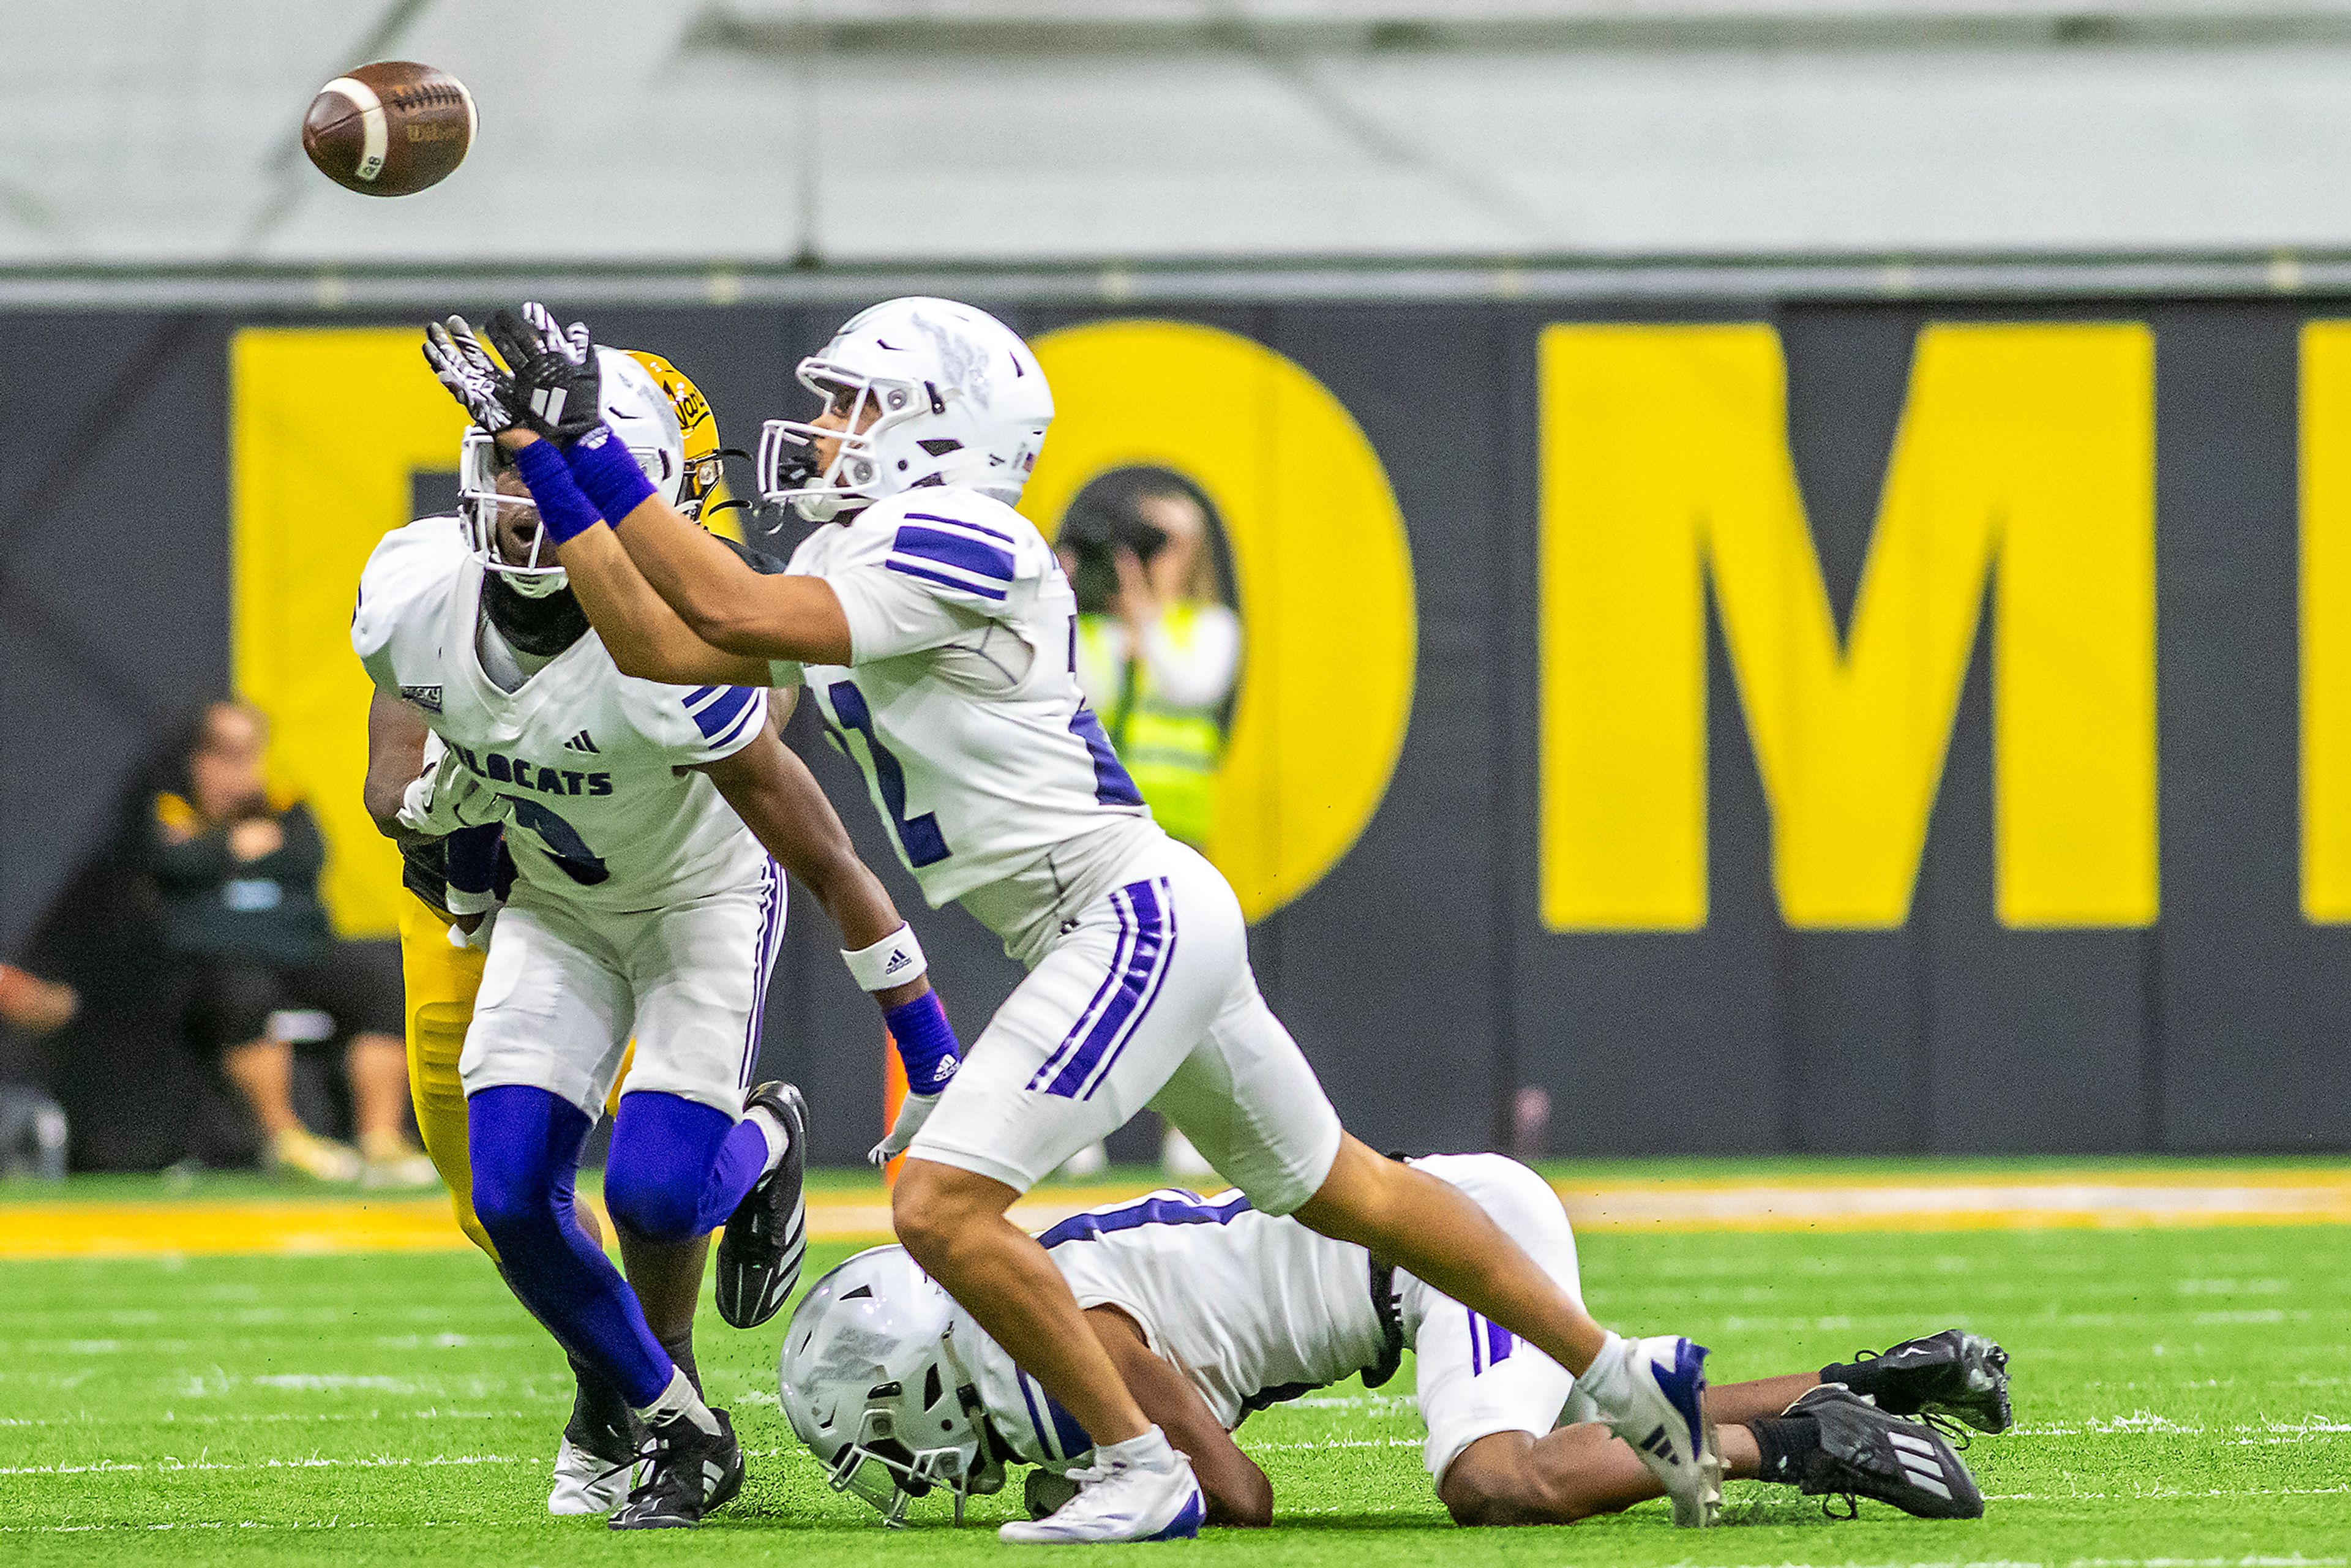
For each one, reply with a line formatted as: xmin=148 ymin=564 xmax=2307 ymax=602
xmin=0 ymin=962 xmax=77 ymax=1178
xmin=147 ymin=698 xmax=433 ymax=1185
xmin=0 ymin=964 xmax=78 ymax=1035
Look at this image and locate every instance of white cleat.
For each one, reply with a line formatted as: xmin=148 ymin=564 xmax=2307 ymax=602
xmin=999 ymin=1429 xmax=1205 ymax=1544
xmin=1586 ymin=1334 xmax=1723 ymax=1528
xmin=547 ymin=1434 xmax=639 ymax=1516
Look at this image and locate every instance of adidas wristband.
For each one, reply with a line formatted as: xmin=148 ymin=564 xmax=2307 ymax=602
xmin=509 ymin=437 xmax=605 ymax=544
xmin=884 ymin=990 xmax=961 ymax=1098
xmin=564 ymin=422 xmax=658 ymax=523
xmin=842 ymin=924 xmax=927 ymax=992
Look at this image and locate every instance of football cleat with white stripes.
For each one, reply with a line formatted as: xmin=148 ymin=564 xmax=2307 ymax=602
xmin=1783 ymin=1382 xmax=1985 ymax=1520
xmin=1584 ymin=1334 xmax=1723 ymax=1527
xmin=715 ymin=1081 xmax=808 ymax=1329
xmin=1851 ymin=1329 xmax=2014 ymax=1436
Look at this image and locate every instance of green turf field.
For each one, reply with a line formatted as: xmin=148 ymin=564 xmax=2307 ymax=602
xmin=4 ymin=1197 xmax=2347 ymax=1565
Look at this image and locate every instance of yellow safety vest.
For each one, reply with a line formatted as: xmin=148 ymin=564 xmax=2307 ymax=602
xmin=1076 ymin=604 xmax=1229 ymax=851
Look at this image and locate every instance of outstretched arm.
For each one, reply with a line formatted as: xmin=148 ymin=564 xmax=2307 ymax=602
xmin=697 ymin=715 xmax=926 ymax=1010
xmin=1084 ymin=1305 xmax=1272 ymax=1528
xmin=577 ymin=470 xmax=853 ymax=665
xmin=419 ymin=312 xmax=851 ymax=672
xmin=547 ymin=515 xmax=778 ymax=686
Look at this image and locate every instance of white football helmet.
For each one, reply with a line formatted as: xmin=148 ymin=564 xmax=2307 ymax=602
xmin=458 ymin=348 xmax=685 ymax=596
xmin=757 ymin=296 xmax=1053 ymax=523
xmin=779 ymin=1246 xmax=1004 ymax=1528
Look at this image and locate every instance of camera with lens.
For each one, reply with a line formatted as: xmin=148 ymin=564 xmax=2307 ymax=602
xmin=1057 ymin=499 xmax=1167 ymax=615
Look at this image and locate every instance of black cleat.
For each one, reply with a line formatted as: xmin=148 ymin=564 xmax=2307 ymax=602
xmin=716 ymin=1082 xmax=807 ymax=1329
xmin=1783 ymin=1384 xmax=1984 ymax=1520
xmin=607 ymin=1406 xmax=745 ymax=1529
xmin=1849 ymin=1329 xmax=2012 ymax=1436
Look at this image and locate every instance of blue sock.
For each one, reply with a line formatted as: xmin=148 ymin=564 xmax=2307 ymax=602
xmin=604 ymin=1092 xmax=769 ymax=1244
xmin=465 ymin=1084 xmax=673 ymax=1408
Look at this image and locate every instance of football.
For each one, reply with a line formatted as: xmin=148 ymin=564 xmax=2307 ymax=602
xmin=301 ymin=61 xmax=475 ymax=197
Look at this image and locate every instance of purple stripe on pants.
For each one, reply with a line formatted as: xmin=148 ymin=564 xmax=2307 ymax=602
xmin=1040 ymin=879 xmax=1171 ymax=1100
xmin=1027 ymin=887 xmax=1138 ymax=1093
xmin=740 ymin=860 xmax=786 ymax=1090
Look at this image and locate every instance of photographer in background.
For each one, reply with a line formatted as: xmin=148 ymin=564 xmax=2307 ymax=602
xmin=1057 ymin=469 xmax=1242 ymax=1179
xmin=148 ymin=700 xmax=432 ymax=1186
xmin=1058 ymin=468 xmax=1242 ymax=854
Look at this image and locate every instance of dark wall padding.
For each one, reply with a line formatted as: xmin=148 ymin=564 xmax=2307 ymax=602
xmin=4 ymin=296 xmax=2344 ymax=1165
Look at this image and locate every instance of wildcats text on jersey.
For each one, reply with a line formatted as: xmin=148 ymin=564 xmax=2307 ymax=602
xmin=443 ymin=740 xmax=613 ymax=798
xmin=352 ymin=516 xmax=773 ymax=913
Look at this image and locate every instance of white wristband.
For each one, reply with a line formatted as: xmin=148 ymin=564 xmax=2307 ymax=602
xmin=842 ymin=924 xmax=927 ymax=992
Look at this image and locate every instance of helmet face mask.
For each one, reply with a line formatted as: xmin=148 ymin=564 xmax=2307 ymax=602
xmin=457 ymin=348 xmax=686 ymax=593
xmin=756 ymin=297 xmax=1054 ymax=523
xmin=457 ymin=432 xmax=569 ymax=595
xmin=760 ymin=362 xmax=924 ymax=523
xmin=779 ymin=1246 xmax=1007 ymax=1529
xmin=823 ymin=1405 xmax=1002 ymax=1527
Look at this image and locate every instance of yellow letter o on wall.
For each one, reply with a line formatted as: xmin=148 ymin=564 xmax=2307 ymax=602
xmin=1022 ymin=320 xmax=1417 ymax=922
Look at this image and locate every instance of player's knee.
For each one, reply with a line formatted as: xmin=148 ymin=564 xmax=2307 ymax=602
xmin=1294 ymin=1138 xmax=1412 ymax=1250
xmin=890 ymin=1177 xmax=953 ymax=1264
xmin=1443 ymin=1482 xmax=1530 ymax=1528
xmin=602 ymin=1093 xmax=729 ymax=1243
xmin=1439 ymin=1438 xmax=1564 ymax=1528
xmin=1219 ymin=1472 xmax=1275 ymax=1528
xmin=601 ymin=1156 xmax=701 ymax=1244
xmin=890 ymin=1162 xmax=985 ymax=1268
xmin=467 ymin=1158 xmax=554 ymax=1251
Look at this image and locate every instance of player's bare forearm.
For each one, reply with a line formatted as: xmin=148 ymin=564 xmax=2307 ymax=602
xmin=700 ymin=719 xmax=919 ymax=985
xmin=599 ymin=487 xmax=854 ymax=665
xmin=363 ymin=691 xmax=433 ymax=844
xmin=1084 ymin=1306 xmax=1273 ymax=1528
xmin=552 ymin=522 xmax=771 ymax=687
xmin=1442 ymin=1408 xmax=1772 ymax=1526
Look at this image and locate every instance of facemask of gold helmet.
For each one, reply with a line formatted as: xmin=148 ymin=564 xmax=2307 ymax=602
xmin=626 ymin=350 xmax=740 ymax=532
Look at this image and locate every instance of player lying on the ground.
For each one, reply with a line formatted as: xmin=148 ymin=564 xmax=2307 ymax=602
xmin=357 ymin=347 xmax=963 ymax=1529
xmin=421 ymin=302 xmax=1725 ymax=1541
xmin=782 ymin=1154 xmax=2006 ymax=1530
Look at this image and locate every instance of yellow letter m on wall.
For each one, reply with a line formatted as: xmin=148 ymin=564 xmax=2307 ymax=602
xmin=1540 ymin=322 xmax=2156 ymax=932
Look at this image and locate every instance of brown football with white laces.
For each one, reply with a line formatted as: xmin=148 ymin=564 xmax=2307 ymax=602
xmin=301 ymin=61 xmax=476 ymax=197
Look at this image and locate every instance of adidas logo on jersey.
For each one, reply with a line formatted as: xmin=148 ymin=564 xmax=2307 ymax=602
xmin=563 ymin=731 xmax=599 ymax=754
xmin=400 ymin=685 xmax=444 ymax=713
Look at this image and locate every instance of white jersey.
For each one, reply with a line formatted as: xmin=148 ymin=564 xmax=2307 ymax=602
xmin=774 ymin=489 xmax=1157 ymax=938
xmin=948 ymin=1187 xmax=1395 ymax=1465
xmin=354 ymin=517 xmax=772 ymax=912
xmin=944 ymin=1155 xmax=1586 ymax=1480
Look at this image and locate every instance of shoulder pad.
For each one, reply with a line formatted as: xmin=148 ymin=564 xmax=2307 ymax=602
xmin=846 ymin=490 xmax=1049 ymax=607
xmin=352 ymin=517 xmax=468 ymax=662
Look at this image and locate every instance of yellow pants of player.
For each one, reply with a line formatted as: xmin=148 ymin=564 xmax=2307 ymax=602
xmin=399 ymin=894 xmax=493 ymax=1255
xmin=399 ymin=894 xmax=637 ymax=1260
